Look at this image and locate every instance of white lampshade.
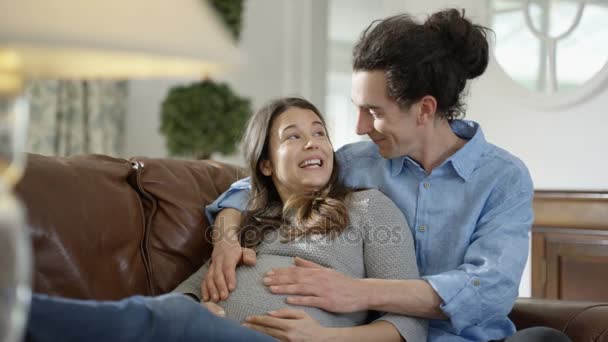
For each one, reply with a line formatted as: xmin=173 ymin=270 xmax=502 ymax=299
xmin=0 ymin=0 xmax=241 ymax=92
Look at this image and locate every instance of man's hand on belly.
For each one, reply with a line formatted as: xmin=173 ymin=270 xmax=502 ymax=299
xmin=244 ymin=308 xmax=331 ymax=342
xmin=262 ymin=257 xmax=367 ymax=313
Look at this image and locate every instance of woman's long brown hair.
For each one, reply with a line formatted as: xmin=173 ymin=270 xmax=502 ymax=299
xmin=239 ymin=97 xmax=351 ymax=248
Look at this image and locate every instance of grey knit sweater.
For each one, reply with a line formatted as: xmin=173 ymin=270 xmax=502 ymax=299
xmin=174 ymin=189 xmax=427 ymax=342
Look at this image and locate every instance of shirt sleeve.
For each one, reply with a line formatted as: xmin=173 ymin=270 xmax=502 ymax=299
xmin=204 ymin=177 xmax=252 ymax=226
xmin=360 ymin=190 xmax=428 ymax=342
xmin=422 ymin=184 xmax=534 ymax=333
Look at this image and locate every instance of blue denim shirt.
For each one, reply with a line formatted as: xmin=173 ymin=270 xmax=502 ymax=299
xmin=206 ymin=120 xmax=534 ymax=342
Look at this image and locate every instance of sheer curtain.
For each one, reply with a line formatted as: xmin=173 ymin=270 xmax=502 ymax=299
xmin=25 ymin=80 xmax=127 ymax=157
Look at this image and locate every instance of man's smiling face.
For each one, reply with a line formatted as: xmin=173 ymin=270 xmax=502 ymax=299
xmin=351 ymin=70 xmax=422 ymax=159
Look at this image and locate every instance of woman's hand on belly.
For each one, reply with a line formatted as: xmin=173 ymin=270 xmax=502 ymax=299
xmin=202 ymin=240 xmax=257 ymax=302
xmin=243 ymin=308 xmax=331 ymax=342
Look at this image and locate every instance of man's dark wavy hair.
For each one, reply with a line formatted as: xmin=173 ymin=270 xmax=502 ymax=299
xmin=353 ymin=9 xmax=491 ymax=121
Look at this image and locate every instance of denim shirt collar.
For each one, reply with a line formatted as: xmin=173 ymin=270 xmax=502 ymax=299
xmin=390 ymin=120 xmax=486 ymax=181
xmin=447 ymin=120 xmax=486 ymax=181
xmin=390 ymin=155 xmax=408 ymax=176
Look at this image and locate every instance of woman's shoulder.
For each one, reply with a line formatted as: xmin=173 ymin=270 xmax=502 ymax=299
xmin=347 ymin=188 xmax=391 ymax=201
xmin=336 ymin=141 xmax=383 ymax=163
xmin=345 ymin=189 xmax=397 ymax=211
xmin=346 ymin=189 xmax=407 ymax=226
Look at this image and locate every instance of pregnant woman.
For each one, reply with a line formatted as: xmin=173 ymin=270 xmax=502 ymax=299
xmin=26 ymin=97 xmax=426 ymax=342
xmin=174 ymin=97 xmax=426 ymax=341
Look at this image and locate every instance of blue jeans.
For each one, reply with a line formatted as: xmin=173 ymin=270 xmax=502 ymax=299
xmin=26 ymin=293 xmax=274 ymax=342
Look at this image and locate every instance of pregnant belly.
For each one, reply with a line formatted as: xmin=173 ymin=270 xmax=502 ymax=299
xmin=218 ymin=254 xmax=366 ymax=327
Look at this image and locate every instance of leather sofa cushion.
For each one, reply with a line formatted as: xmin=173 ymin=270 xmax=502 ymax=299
xmin=129 ymin=157 xmax=246 ymax=294
xmin=16 ymin=154 xmax=149 ymax=300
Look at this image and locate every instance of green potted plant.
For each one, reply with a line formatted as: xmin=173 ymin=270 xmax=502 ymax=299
xmin=160 ymin=80 xmax=251 ymax=159
xmin=160 ymin=0 xmax=248 ymax=159
xmin=210 ymin=0 xmax=244 ymax=40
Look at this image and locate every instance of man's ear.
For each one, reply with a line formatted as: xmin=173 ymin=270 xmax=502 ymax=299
xmin=260 ymin=160 xmax=273 ymax=176
xmin=417 ymin=95 xmax=438 ymax=124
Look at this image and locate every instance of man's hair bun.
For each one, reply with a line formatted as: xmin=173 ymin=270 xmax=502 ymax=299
xmin=425 ymin=9 xmax=490 ymax=79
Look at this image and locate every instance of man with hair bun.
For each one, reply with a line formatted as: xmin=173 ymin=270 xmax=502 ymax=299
xmin=205 ymin=8 xmax=571 ymax=342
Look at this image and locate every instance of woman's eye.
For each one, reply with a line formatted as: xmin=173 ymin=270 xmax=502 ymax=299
xmin=287 ymin=134 xmax=300 ymax=140
xmin=313 ymin=131 xmax=326 ymax=137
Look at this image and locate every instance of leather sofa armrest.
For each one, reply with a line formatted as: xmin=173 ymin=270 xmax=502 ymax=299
xmin=510 ymin=298 xmax=608 ymax=341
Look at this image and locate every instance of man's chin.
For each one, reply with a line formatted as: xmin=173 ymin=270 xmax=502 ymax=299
xmin=376 ymin=146 xmax=396 ymax=159
xmin=372 ymin=139 xmax=392 ymax=158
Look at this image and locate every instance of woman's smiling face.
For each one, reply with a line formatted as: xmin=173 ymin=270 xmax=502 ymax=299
xmin=260 ymin=106 xmax=334 ymax=202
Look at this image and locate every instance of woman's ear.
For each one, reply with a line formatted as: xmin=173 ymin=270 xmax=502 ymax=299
xmin=260 ymin=160 xmax=273 ymax=176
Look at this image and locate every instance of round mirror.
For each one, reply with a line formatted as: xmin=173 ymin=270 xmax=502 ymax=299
xmin=488 ymin=0 xmax=608 ymax=106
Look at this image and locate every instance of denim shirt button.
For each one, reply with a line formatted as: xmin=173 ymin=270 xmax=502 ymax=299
xmin=423 ymin=182 xmax=430 ymax=189
xmin=473 ymin=279 xmax=481 ymax=287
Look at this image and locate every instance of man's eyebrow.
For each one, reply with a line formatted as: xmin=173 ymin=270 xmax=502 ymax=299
xmin=350 ymin=99 xmax=382 ymax=110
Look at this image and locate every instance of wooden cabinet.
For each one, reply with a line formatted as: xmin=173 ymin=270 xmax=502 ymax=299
xmin=532 ymin=191 xmax=608 ymax=301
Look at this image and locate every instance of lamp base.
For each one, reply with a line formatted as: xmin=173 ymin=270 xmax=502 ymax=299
xmin=0 ymin=191 xmax=31 ymax=342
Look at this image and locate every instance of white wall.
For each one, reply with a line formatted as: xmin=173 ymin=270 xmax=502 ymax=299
xmin=125 ymin=0 xmax=328 ymax=164
xmin=469 ymin=59 xmax=608 ymax=191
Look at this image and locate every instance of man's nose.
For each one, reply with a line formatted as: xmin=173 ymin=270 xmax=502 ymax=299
xmin=355 ymin=110 xmax=373 ymax=136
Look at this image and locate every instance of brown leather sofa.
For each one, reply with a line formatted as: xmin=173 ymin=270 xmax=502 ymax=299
xmin=15 ymin=153 xmax=608 ymax=341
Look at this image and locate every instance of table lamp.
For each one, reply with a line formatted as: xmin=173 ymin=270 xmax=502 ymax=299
xmin=0 ymin=0 xmax=239 ymax=340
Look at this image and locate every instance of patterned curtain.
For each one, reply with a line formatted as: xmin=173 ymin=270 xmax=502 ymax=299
xmin=25 ymin=80 xmax=128 ymax=157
